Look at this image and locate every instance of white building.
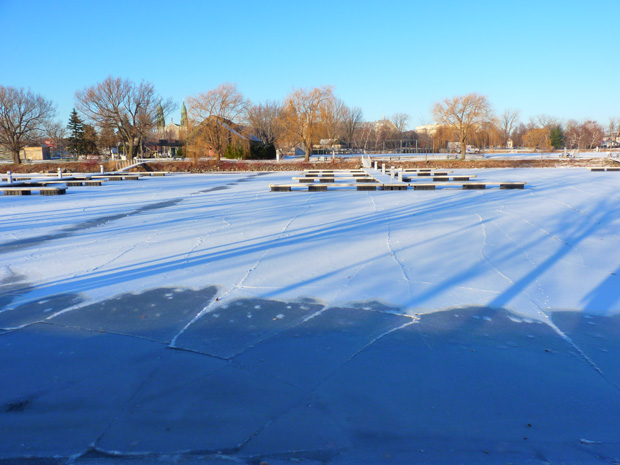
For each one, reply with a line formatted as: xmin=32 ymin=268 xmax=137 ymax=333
xmin=415 ymin=124 xmax=441 ymax=137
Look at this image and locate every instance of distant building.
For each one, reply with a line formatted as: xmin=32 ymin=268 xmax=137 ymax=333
xmin=375 ymin=115 xmax=397 ymax=133
xmin=507 ymin=138 xmax=514 ymax=149
xmin=153 ymin=102 xmax=188 ymax=157
xmin=20 ymin=146 xmax=51 ymax=161
xmin=415 ymin=124 xmax=441 ymax=137
xmin=318 ymin=139 xmax=344 ymax=149
xmin=188 ymin=115 xmax=262 ymax=158
xmin=602 ymin=134 xmax=620 ymax=148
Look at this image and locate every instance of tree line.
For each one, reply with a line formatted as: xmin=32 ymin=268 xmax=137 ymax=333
xmin=1 ymin=78 xmax=617 ymax=164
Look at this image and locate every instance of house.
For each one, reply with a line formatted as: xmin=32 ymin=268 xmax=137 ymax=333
xmin=187 ymin=115 xmax=265 ymax=159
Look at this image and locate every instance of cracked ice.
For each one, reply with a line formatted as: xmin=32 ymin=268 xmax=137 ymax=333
xmin=2 ymin=168 xmax=620 ymax=464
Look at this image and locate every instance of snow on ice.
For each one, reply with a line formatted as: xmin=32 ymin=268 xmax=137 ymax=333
xmin=1 ymin=167 xmax=620 ymax=463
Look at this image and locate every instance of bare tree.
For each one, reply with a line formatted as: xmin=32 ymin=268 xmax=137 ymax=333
xmin=341 ymin=105 xmax=363 ymax=149
xmin=529 ymin=114 xmax=560 ymax=130
xmin=584 ymin=120 xmax=604 ymax=149
xmin=0 ymin=85 xmax=56 ymax=164
xmin=391 ymin=112 xmax=409 ymax=138
xmin=564 ymin=119 xmax=581 ymax=149
xmin=608 ymin=117 xmax=618 ymax=138
xmin=320 ymin=97 xmax=346 ymax=146
xmin=282 ymin=86 xmax=334 ymax=162
xmin=499 ymin=109 xmax=520 ymax=147
xmin=565 ymin=119 xmax=605 ymax=149
xmin=510 ymin=122 xmax=528 ymax=148
xmin=45 ymin=120 xmax=67 ymax=156
xmin=75 ymin=76 xmax=174 ymax=161
xmin=354 ymin=121 xmax=375 ymax=152
xmin=245 ymin=100 xmax=284 ymax=146
xmin=186 ymin=83 xmax=248 ymax=161
xmin=432 ymin=93 xmax=493 ymax=160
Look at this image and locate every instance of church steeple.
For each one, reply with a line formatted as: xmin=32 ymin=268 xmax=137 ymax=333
xmin=180 ymin=102 xmax=187 ymax=127
xmin=156 ymin=103 xmax=165 ymax=129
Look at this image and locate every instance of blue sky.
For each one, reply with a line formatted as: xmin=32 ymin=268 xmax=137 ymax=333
xmin=1 ymin=0 xmax=618 ymax=129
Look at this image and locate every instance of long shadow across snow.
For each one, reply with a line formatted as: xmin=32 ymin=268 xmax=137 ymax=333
xmin=0 ymin=174 xmax=265 ymax=255
xmin=8 ymin=193 xmax=489 ymax=298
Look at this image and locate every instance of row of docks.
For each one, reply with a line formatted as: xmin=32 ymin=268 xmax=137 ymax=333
xmin=270 ymin=168 xmax=527 ymax=192
xmin=0 ymin=170 xmax=168 ymax=196
xmin=589 ymin=167 xmax=620 ymax=172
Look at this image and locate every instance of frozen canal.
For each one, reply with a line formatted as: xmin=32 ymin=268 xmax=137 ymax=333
xmin=1 ymin=168 xmax=620 ymax=463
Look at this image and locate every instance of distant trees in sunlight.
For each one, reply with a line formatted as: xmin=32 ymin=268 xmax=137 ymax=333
xmin=186 ymin=83 xmax=249 ymax=162
xmin=432 ymin=93 xmax=494 ymax=160
xmin=282 ymin=86 xmax=335 ymax=162
xmin=2 ymin=78 xmax=619 ymax=163
xmin=75 ymin=76 xmax=175 ymax=161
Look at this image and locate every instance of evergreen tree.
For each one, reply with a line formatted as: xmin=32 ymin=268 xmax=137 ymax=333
xmin=66 ymin=109 xmax=84 ymax=155
xmin=549 ymin=125 xmax=565 ymax=149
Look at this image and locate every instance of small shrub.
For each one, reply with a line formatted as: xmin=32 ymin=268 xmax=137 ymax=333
xmin=223 ymin=144 xmax=245 ymax=159
xmin=249 ymin=143 xmax=276 ymax=160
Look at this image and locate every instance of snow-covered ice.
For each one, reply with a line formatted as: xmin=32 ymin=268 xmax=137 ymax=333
xmin=2 ymin=168 xmax=620 ymax=463
xmin=2 ymin=168 xmax=620 ymax=319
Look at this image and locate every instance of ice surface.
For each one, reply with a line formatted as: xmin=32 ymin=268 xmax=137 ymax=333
xmin=0 ymin=323 xmax=211 ymax=458
xmin=175 ymin=297 xmax=323 ymax=358
xmin=2 ymin=169 xmax=620 ymax=318
xmin=2 ymin=169 xmax=620 ymax=463
xmin=233 ymin=306 xmax=413 ymax=389
xmin=50 ymin=286 xmax=218 ymax=343
xmin=97 ymin=363 xmax=306 ymax=454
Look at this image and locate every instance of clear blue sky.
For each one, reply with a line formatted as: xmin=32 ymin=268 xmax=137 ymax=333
xmin=1 ymin=0 xmax=618 ymax=129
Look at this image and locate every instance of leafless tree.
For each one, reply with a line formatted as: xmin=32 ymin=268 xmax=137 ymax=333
xmin=282 ymin=86 xmax=334 ymax=162
xmin=391 ymin=112 xmax=409 ymax=138
xmin=432 ymin=93 xmax=493 ymax=159
xmin=45 ymin=120 xmax=67 ymax=155
xmin=564 ymin=119 xmax=580 ymax=149
xmin=510 ymin=122 xmax=527 ymax=148
xmin=0 ymin=85 xmax=56 ymax=164
xmin=565 ymin=119 xmax=604 ymax=149
xmin=186 ymin=83 xmax=248 ymax=161
xmin=75 ymin=76 xmax=174 ymax=161
xmin=320 ymin=97 xmax=346 ymax=146
xmin=354 ymin=122 xmax=375 ymax=152
xmin=245 ymin=100 xmax=284 ymax=146
xmin=529 ymin=114 xmax=560 ymax=130
xmin=499 ymin=109 xmax=520 ymax=147
xmin=608 ymin=117 xmax=618 ymax=138
xmin=341 ymin=105 xmax=363 ymax=149
xmin=585 ymin=120 xmax=604 ymax=149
